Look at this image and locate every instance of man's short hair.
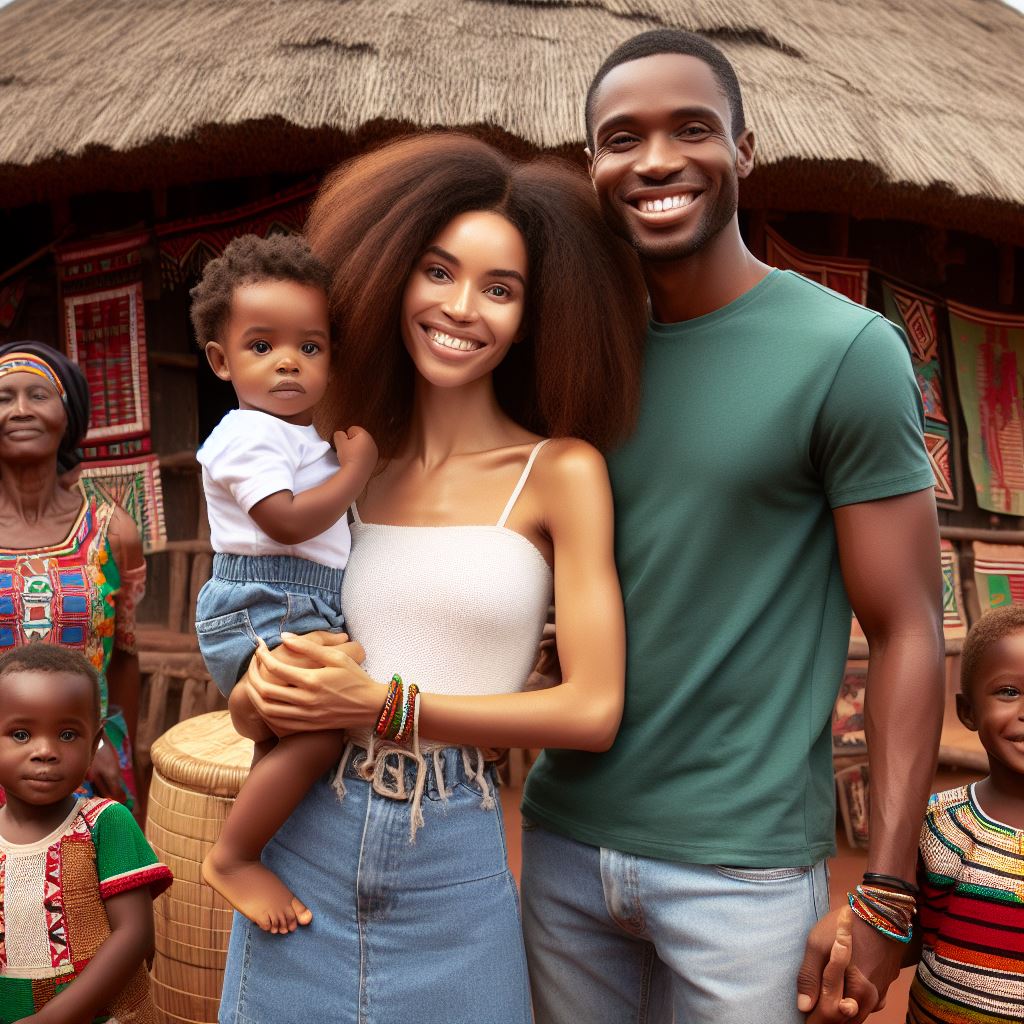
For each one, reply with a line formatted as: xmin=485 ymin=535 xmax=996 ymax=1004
xmin=585 ymin=28 xmax=747 ymax=149
xmin=960 ymin=605 xmax=1024 ymax=700
xmin=0 ymin=644 xmax=102 ymax=722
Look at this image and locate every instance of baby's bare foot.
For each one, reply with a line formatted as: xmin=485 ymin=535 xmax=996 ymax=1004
xmin=203 ymin=845 xmax=313 ymax=934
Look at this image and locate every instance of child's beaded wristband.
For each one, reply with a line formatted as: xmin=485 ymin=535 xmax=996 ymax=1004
xmin=846 ymin=881 xmax=916 ymax=944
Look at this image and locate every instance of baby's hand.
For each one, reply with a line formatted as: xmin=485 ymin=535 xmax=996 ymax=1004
xmin=335 ymin=426 xmax=378 ymax=478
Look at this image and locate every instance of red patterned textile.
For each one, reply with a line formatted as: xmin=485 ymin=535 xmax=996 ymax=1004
xmin=56 ymin=232 xmax=151 ymax=450
xmin=63 ymin=282 xmax=150 ymax=445
xmin=156 ymin=181 xmax=314 ymax=288
xmin=949 ymin=302 xmax=1024 ymax=516
xmin=764 ymin=227 xmax=869 ymax=305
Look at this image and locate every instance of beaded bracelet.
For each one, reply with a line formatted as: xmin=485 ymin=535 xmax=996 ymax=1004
xmin=374 ymin=675 xmax=420 ymax=745
xmin=395 ymin=683 xmax=419 ymax=744
xmin=847 ymin=884 xmax=915 ymax=944
xmin=862 ymin=872 xmax=919 ymax=897
xmin=375 ymin=675 xmax=403 ymax=738
xmin=848 ymin=893 xmax=910 ymax=943
xmin=385 ymin=675 xmax=408 ymax=740
xmin=386 ymin=687 xmax=408 ymax=740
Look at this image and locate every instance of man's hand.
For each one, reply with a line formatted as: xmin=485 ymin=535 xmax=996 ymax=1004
xmin=525 ymin=620 xmax=560 ymax=691
xmin=797 ymin=906 xmax=902 ymax=1022
xmin=334 ymin=426 xmax=378 ymax=478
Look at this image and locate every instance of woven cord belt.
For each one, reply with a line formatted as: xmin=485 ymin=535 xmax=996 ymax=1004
xmin=332 ymin=729 xmax=499 ymax=841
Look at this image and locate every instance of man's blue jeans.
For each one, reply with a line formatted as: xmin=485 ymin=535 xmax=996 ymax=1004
xmin=521 ymin=820 xmax=829 ymax=1023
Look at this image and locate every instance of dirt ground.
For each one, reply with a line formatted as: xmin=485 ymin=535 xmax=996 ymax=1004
xmin=500 ymin=766 xmax=981 ymax=1024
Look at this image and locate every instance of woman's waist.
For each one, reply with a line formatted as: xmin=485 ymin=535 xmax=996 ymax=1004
xmin=333 ymin=731 xmax=501 ymax=840
xmin=344 ymin=729 xmax=502 ymax=770
xmin=352 ymin=651 xmax=538 ymax=697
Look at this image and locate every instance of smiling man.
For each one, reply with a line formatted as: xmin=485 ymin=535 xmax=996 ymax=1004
xmin=520 ymin=29 xmax=945 ymax=1024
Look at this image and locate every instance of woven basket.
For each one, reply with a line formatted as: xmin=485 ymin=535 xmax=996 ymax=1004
xmin=146 ymin=711 xmax=252 ymax=1024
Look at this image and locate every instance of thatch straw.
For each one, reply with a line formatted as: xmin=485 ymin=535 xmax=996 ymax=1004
xmin=0 ymin=0 xmax=1021 ymax=227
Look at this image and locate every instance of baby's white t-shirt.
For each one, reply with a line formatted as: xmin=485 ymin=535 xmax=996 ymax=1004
xmin=197 ymin=409 xmax=350 ymax=569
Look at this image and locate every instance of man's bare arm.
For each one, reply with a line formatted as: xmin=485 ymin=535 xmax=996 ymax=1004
xmin=799 ymin=487 xmax=943 ymax=1023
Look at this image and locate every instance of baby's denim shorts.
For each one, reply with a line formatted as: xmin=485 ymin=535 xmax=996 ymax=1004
xmin=195 ymin=553 xmax=344 ymax=697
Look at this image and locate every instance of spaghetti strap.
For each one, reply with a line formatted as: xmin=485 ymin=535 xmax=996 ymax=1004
xmin=497 ymin=439 xmax=551 ymax=528
xmin=349 ymin=502 xmax=363 ymax=526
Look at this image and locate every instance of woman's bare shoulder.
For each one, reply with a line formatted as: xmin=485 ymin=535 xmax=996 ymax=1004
xmin=536 ymin=437 xmax=608 ymax=477
xmin=531 ymin=438 xmax=610 ymax=504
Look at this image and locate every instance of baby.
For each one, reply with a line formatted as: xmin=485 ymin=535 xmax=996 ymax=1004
xmin=191 ymin=234 xmax=377 ymax=933
xmin=0 ymin=645 xmax=171 ymax=1024
xmin=907 ymin=604 xmax=1024 ymax=1022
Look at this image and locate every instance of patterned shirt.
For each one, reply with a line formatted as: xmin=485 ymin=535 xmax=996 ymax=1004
xmin=909 ymin=784 xmax=1024 ymax=1022
xmin=0 ymin=498 xmax=140 ymax=718
xmin=0 ymin=797 xmax=171 ymax=1023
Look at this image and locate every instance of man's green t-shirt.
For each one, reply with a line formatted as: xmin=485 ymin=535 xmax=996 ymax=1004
xmin=522 ymin=270 xmax=935 ymax=866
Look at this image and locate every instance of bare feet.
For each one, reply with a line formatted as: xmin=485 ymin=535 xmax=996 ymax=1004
xmin=202 ymin=845 xmax=313 ymax=934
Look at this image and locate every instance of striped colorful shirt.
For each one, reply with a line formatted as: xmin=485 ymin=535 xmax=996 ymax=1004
xmin=909 ymin=784 xmax=1024 ymax=1022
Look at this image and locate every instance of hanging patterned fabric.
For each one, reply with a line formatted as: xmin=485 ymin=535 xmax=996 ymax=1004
xmin=79 ymin=456 xmax=166 ymax=555
xmin=156 ymin=181 xmax=315 ymax=289
xmin=764 ymin=227 xmax=869 ymax=305
xmin=882 ymin=282 xmax=962 ymax=509
xmin=972 ymin=541 xmax=1024 ymax=611
xmin=949 ymin=302 xmax=1024 ymax=516
xmin=940 ymin=540 xmax=968 ymax=638
xmin=57 ymin=231 xmax=151 ymax=456
xmin=55 ymin=231 xmax=165 ymax=551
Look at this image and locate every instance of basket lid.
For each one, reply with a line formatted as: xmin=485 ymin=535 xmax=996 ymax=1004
xmin=149 ymin=711 xmax=253 ymax=797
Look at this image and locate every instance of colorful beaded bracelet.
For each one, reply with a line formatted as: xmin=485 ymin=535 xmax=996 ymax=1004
xmin=375 ymin=675 xmax=403 ymax=738
xmin=395 ymin=684 xmax=419 ymax=744
xmin=847 ymin=884 xmax=915 ymax=944
xmin=374 ymin=675 xmax=420 ymax=745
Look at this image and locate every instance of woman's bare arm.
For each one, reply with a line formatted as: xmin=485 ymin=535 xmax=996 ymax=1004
xmin=243 ymin=440 xmax=625 ymax=752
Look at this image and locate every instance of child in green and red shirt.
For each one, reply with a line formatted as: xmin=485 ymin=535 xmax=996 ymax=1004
xmin=0 ymin=645 xmax=171 ymax=1024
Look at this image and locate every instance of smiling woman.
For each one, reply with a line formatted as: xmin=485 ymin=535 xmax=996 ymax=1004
xmin=211 ymin=133 xmax=648 ymax=1024
xmin=0 ymin=341 xmax=147 ymax=819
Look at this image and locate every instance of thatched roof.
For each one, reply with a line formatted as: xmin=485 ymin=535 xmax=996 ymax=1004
xmin=1 ymin=0 xmax=1023 ymax=240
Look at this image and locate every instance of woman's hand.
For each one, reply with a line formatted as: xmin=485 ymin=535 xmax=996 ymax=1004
xmin=87 ymin=736 xmax=126 ymax=803
xmin=244 ymin=632 xmax=385 ymax=735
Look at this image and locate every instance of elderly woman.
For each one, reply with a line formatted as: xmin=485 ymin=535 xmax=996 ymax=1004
xmin=0 ymin=341 xmax=146 ymax=810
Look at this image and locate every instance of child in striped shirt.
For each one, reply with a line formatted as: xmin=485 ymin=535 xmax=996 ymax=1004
xmin=909 ymin=604 xmax=1024 ymax=1022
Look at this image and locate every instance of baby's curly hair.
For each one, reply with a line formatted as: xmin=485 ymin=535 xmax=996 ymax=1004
xmin=189 ymin=233 xmax=331 ymax=348
xmin=960 ymin=604 xmax=1024 ymax=700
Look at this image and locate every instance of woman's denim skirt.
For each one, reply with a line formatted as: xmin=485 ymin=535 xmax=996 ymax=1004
xmin=218 ymin=746 xmax=531 ymax=1024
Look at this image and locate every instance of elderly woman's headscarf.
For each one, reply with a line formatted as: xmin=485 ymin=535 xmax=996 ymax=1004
xmin=0 ymin=341 xmax=91 ymax=473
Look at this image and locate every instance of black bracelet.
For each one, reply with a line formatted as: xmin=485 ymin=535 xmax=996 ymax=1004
xmin=862 ymin=872 xmax=919 ymax=897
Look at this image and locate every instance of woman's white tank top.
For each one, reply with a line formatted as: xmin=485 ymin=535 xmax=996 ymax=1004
xmin=341 ymin=440 xmax=553 ymax=696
